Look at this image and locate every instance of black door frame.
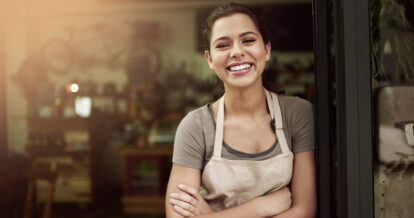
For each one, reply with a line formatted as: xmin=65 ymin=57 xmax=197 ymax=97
xmin=313 ymin=0 xmax=334 ymax=217
xmin=314 ymin=0 xmax=374 ymax=217
xmin=335 ymin=0 xmax=374 ymax=217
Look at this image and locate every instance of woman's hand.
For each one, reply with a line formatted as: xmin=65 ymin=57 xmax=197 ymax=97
xmin=257 ymin=186 xmax=292 ymax=217
xmin=169 ymin=184 xmax=214 ymax=217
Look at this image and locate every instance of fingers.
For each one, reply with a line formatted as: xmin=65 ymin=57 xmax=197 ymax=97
xmin=172 ymin=204 xmax=196 ymax=217
xmin=170 ymin=187 xmax=199 ymax=217
xmin=280 ymin=194 xmax=292 ymax=212
xmin=172 ymin=184 xmax=214 ymax=215
xmin=280 ymin=187 xmax=291 ymax=201
xmin=280 ymin=186 xmax=292 ymax=199
xmin=170 ymin=197 xmax=199 ymax=215
xmin=178 ymin=184 xmax=200 ymax=200
xmin=170 ymin=192 xmax=197 ymax=206
xmin=281 ymin=186 xmax=290 ymax=192
xmin=170 ymin=183 xmax=215 ymax=216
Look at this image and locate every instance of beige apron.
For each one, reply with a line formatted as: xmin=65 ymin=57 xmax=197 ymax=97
xmin=201 ymin=89 xmax=294 ymax=211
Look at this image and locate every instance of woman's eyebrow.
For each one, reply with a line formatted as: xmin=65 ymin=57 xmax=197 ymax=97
xmin=212 ymin=31 xmax=258 ymax=45
xmin=240 ymin=31 xmax=258 ymax=37
xmin=212 ymin=36 xmax=230 ymax=45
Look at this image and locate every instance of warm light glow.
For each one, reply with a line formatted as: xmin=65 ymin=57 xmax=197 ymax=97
xmin=75 ymin=96 xmax=92 ymax=118
xmin=71 ymin=84 xmax=79 ymax=92
xmin=67 ymin=83 xmax=79 ymax=93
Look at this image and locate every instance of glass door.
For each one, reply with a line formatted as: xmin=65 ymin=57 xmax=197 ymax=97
xmin=315 ymin=0 xmax=414 ymax=217
xmin=370 ymin=0 xmax=414 ymax=217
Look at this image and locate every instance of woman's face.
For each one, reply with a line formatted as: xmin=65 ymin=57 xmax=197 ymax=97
xmin=205 ymin=13 xmax=271 ymax=89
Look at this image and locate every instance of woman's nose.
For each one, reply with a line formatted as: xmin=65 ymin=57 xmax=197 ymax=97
xmin=230 ymin=42 xmax=244 ymax=58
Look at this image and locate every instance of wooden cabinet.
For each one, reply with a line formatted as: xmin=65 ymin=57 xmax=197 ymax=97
xmin=119 ymin=146 xmax=173 ymax=215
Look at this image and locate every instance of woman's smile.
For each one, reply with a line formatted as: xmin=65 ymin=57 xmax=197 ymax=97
xmin=205 ymin=13 xmax=271 ymax=89
xmin=226 ymin=62 xmax=254 ymax=76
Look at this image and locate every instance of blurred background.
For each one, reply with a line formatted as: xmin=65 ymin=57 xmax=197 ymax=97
xmin=0 ymin=0 xmax=315 ymax=217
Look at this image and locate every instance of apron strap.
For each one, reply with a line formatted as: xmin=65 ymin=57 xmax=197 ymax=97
xmin=265 ymin=90 xmax=275 ymax=120
xmin=270 ymin=92 xmax=291 ymax=154
xmin=212 ymin=90 xmax=291 ymax=159
xmin=212 ymin=95 xmax=225 ymax=160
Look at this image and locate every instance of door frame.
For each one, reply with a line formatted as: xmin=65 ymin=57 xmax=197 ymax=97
xmin=313 ymin=0 xmax=374 ymax=217
xmin=313 ymin=0 xmax=335 ymax=217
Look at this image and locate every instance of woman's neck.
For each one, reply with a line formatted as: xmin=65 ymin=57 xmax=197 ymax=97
xmin=223 ymin=82 xmax=268 ymax=119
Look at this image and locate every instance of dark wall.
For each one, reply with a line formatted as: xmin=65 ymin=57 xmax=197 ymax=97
xmin=196 ymin=3 xmax=313 ymax=52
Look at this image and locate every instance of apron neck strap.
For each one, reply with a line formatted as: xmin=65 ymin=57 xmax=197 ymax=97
xmin=266 ymin=90 xmax=290 ymax=154
xmin=212 ymin=89 xmax=291 ymax=159
xmin=265 ymin=89 xmax=275 ymax=121
xmin=212 ymin=95 xmax=225 ymax=160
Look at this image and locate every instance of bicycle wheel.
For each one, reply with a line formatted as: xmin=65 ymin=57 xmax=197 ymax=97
xmin=42 ymin=38 xmax=73 ymax=73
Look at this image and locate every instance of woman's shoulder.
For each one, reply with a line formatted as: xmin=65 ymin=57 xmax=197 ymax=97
xmin=173 ymin=104 xmax=212 ymax=169
xmin=182 ymin=104 xmax=211 ymax=123
xmin=275 ymin=94 xmax=314 ymax=127
xmin=177 ymin=104 xmax=212 ymax=132
xmin=276 ymin=94 xmax=313 ymax=110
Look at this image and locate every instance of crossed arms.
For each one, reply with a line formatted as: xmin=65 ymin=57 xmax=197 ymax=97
xmin=165 ymin=150 xmax=316 ymax=218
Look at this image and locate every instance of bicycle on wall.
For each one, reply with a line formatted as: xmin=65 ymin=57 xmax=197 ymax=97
xmin=41 ymin=20 xmax=162 ymax=77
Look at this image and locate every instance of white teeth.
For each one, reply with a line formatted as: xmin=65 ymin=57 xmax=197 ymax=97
xmin=230 ymin=64 xmax=251 ymax=71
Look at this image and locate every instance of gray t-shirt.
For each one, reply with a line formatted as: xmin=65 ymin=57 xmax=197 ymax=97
xmin=172 ymin=95 xmax=315 ymax=170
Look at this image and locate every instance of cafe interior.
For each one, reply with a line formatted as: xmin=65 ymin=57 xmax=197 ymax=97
xmin=0 ymin=0 xmax=315 ymax=217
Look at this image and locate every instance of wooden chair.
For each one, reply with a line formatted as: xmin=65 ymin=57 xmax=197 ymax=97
xmin=23 ymin=161 xmax=58 ymax=218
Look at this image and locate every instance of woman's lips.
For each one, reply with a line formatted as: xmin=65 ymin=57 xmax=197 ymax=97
xmin=229 ymin=66 xmax=251 ymax=75
xmin=226 ymin=63 xmax=253 ymax=76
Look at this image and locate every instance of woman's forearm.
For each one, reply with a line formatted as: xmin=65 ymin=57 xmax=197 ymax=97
xmin=193 ymin=187 xmax=291 ymax=218
xmin=193 ymin=197 xmax=267 ymax=218
xmin=268 ymin=204 xmax=316 ymax=218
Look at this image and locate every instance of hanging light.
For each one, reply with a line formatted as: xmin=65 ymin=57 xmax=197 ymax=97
xmin=67 ymin=83 xmax=79 ymax=93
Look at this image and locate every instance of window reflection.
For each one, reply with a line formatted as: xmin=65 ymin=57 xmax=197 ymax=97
xmin=371 ymin=0 xmax=414 ymax=217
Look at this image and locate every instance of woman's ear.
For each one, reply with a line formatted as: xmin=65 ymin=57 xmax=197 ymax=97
xmin=265 ymin=42 xmax=271 ymax=61
xmin=204 ymin=50 xmax=214 ymax=69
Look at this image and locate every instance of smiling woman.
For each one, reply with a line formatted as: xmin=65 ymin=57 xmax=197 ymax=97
xmin=165 ymin=2 xmax=316 ymax=218
xmin=204 ymin=13 xmax=270 ymax=90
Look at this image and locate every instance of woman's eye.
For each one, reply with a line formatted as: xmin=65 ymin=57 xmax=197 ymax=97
xmin=216 ymin=43 xmax=230 ymax=49
xmin=243 ymin=39 xmax=256 ymax=44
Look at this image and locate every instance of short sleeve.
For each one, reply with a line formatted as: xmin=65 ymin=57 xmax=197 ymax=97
xmin=172 ymin=111 xmax=205 ymax=169
xmin=291 ymin=98 xmax=315 ymax=153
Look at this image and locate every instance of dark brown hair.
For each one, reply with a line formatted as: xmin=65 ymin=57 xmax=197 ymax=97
xmin=202 ymin=2 xmax=270 ymax=52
